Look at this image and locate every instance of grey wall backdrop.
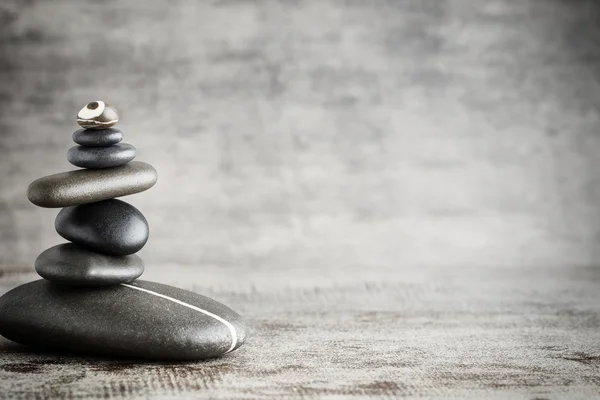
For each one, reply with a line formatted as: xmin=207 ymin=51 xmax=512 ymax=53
xmin=1 ymin=0 xmax=600 ymax=272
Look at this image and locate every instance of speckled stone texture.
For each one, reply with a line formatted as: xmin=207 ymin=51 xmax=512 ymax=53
xmin=27 ymin=161 xmax=157 ymax=207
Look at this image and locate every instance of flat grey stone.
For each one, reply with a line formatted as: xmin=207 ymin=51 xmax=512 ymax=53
xmin=72 ymin=128 xmax=123 ymax=147
xmin=67 ymin=143 xmax=136 ymax=169
xmin=0 ymin=280 xmax=247 ymax=360
xmin=35 ymin=243 xmax=144 ymax=286
xmin=27 ymin=161 xmax=157 ymax=208
xmin=56 ymin=199 xmax=149 ymax=256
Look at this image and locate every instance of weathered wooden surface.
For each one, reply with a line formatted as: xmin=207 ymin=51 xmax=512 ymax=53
xmin=1 ymin=264 xmax=600 ymax=399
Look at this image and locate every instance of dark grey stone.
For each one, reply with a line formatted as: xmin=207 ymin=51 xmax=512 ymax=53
xmin=67 ymin=143 xmax=136 ymax=169
xmin=56 ymin=199 xmax=149 ymax=256
xmin=27 ymin=161 xmax=157 ymax=208
xmin=72 ymin=128 xmax=123 ymax=147
xmin=0 ymin=280 xmax=247 ymax=360
xmin=35 ymin=243 xmax=144 ymax=286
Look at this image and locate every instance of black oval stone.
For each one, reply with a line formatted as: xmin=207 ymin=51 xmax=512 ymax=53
xmin=67 ymin=143 xmax=136 ymax=169
xmin=35 ymin=243 xmax=144 ymax=286
xmin=55 ymin=199 xmax=149 ymax=256
xmin=72 ymin=128 xmax=123 ymax=147
xmin=0 ymin=280 xmax=247 ymax=360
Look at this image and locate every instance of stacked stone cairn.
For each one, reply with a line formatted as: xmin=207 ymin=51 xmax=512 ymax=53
xmin=35 ymin=101 xmax=151 ymax=285
xmin=0 ymin=102 xmax=247 ymax=360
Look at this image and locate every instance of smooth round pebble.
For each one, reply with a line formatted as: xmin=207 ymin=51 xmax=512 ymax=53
xmin=27 ymin=161 xmax=157 ymax=208
xmin=77 ymin=101 xmax=119 ymax=129
xmin=67 ymin=143 xmax=136 ymax=169
xmin=35 ymin=243 xmax=144 ymax=286
xmin=73 ymin=128 xmax=123 ymax=147
xmin=0 ymin=280 xmax=247 ymax=360
xmin=56 ymin=199 xmax=149 ymax=256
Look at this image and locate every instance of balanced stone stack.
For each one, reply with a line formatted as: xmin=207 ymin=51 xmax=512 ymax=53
xmin=0 ymin=102 xmax=247 ymax=360
xmin=36 ymin=101 xmax=150 ymax=285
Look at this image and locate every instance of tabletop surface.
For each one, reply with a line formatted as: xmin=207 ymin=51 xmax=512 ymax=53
xmin=1 ymin=264 xmax=599 ymax=399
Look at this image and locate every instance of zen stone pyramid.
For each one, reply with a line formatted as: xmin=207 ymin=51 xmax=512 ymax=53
xmin=0 ymin=102 xmax=247 ymax=360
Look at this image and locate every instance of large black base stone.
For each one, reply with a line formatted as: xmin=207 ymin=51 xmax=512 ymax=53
xmin=0 ymin=280 xmax=247 ymax=360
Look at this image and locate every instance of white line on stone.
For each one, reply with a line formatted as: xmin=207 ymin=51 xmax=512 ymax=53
xmin=121 ymin=283 xmax=238 ymax=353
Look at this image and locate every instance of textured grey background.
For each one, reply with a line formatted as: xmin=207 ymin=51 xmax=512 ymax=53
xmin=1 ymin=0 xmax=600 ymax=270
xmin=1 ymin=0 xmax=600 ymax=398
